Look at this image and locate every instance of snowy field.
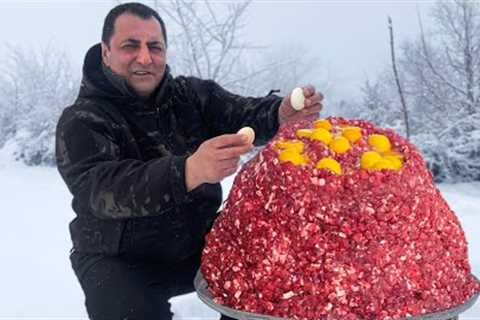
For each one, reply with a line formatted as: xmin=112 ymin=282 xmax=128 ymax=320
xmin=0 ymin=160 xmax=478 ymax=319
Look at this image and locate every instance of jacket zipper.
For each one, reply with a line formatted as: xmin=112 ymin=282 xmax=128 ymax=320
xmin=155 ymin=105 xmax=175 ymax=152
xmin=155 ymin=107 xmax=161 ymax=130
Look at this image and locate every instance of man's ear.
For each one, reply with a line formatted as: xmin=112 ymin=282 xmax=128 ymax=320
xmin=101 ymin=42 xmax=110 ymax=67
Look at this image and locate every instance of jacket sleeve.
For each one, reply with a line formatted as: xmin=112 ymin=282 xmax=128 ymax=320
xmin=56 ymin=107 xmax=191 ymax=220
xmin=187 ymin=77 xmax=282 ymax=145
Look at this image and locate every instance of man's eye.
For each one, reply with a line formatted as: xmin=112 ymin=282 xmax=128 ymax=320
xmin=122 ymin=44 xmax=137 ymax=49
xmin=149 ymin=46 xmax=164 ymax=53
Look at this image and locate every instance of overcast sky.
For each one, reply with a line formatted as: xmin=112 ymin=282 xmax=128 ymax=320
xmin=0 ymin=0 xmax=432 ymax=100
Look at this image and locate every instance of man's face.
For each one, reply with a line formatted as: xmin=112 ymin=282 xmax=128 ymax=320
xmin=102 ymin=13 xmax=166 ymax=98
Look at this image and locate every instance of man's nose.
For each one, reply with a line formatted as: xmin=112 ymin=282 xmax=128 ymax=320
xmin=136 ymin=45 xmax=152 ymax=65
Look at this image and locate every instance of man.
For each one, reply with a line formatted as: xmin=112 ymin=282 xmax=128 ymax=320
xmin=56 ymin=2 xmax=322 ymax=320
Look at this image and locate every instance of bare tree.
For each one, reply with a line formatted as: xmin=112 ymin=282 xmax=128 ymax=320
xmin=409 ymin=1 xmax=480 ymax=124
xmin=147 ymin=0 xmax=327 ymax=96
xmin=391 ymin=1 xmax=480 ymax=181
xmin=356 ymin=1 xmax=480 ymax=181
xmin=231 ymin=43 xmax=330 ymax=96
xmin=152 ymin=0 xmax=258 ymax=83
xmin=388 ymin=16 xmax=410 ymax=139
xmin=430 ymin=0 xmax=480 ymax=114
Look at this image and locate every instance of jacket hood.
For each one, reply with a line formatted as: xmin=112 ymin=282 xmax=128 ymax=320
xmin=78 ymin=43 xmax=172 ymax=107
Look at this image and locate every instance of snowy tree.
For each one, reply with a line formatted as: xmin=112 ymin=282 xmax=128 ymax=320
xmin=402 ymin=1 xmax=480 ymax=181
xmin=235 ymin=43 xmax=330 ymax=96
xmin=0 ymin=44 xmax=79 ymax=165
xmin=148 ymin=0 xmax=327 ymax=96
xmin=152 ymin=0 xmax=254 ymax=83
xmin=358 ymin=76 xmax=396 ymax=127
xmin=0 ymin=90 xmax=16 ymax=147
xmin=359 ymin=1 xmax=480 ymax=182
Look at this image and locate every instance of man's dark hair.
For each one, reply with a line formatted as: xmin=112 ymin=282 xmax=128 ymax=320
xmin=102 ymin=2 xmax=167 ymax=47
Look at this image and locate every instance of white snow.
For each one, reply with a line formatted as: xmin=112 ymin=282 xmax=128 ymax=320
xmin=0 ymin=162 xmax=478 ymax=319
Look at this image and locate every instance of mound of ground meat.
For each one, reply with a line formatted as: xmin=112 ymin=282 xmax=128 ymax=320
xmin=201 ymin=117 xmax=479 ymax=320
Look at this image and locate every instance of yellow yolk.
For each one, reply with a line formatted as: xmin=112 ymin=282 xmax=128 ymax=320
xmin=316 ymin=157 xmax=342 ymax=175
xmin=313 ymin=119 xmax=332 ymax=131
xmin=296 ymin=129 xmax=314 ymax=138
xmin=278 ymin=149 xmax=308 ymax=165
xmin=383 ymin=150 xmax=403 ymax=160
xmin=360 ymin=151 xmax=383 ymax=169
xmin=310 ymin=128 xmax=333 ymax=145
xmin=329 ymin=136 xmax=351 ymax=154
xmin=275 ymin=140 xmax=305 ymax=153
xmin=373 ymin=158 xmax=398 ymax=170
xmin=368 ymin=134 xmax=391 ymax=153
xmin=384 ymin=155 xmax=403 ymax=170
xmin=342 ymin=126 xmax=362 ymax=143
xmin=273 ymin=124 xmax=404 ymax=174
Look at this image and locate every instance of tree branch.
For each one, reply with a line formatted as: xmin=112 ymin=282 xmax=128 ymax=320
xmin=388 ymin=16 xmax=410 ymax=139
xmin=417 ymin=6 xmax=468 ymax=97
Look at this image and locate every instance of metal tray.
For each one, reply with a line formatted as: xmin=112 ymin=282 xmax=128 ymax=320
xmin=195 ymin=271 xmax=479 ymax=320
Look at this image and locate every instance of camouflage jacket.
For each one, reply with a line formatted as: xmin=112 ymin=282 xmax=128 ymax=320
xmin=55 ymin=44 xmax=281 ymax=263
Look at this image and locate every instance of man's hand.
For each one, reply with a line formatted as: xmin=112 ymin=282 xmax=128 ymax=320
xmin=278 ymin=85 xmax=324 ymax=125
xmin=185 ymin=134 xmax=253 ymax=191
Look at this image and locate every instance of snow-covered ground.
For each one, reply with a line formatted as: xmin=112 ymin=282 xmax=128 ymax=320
xmin=0 ymin=160 xmax=478 ymax=319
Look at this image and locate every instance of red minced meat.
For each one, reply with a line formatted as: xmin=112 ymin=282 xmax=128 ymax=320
xmin=201 ymin=117 xmax=480 ymax=320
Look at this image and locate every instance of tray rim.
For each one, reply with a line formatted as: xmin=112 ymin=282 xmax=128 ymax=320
xmin=194 ymin=270 xmax=479 ymax=320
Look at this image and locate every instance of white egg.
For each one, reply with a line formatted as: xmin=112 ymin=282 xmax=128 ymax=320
xmin=237 ymin=126 xmax=255 ymax=144
xmin=290 ymin=87 xmax=305 ymax=110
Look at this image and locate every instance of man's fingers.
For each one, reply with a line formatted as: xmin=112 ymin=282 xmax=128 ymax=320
xmin=219 ymin=158 xmax=240 ymax=170
xmin=303 ymin=85 xmax=319 ymax=98
xmin=304 ymin=114 xmax=319 ymax=122
xmin=309 ymin=93 xmax=324 ymax=103
xmin=210 ymin=134 xmax=248 ymax=148
xmin=222 ymin=166 xmax=239 ymax=177
xmin=293 ymin=84 xmax=323 ymax=101
xmin=216 ymin=144 xmax=253 ymax=160
xmin=304 ymin=94 xmax=324 ymax=107
xmin=304 ymin=103 xmax=322 ymax=114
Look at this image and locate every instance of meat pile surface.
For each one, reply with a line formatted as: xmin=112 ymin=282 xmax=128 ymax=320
xmin=201 ymin=117 xmax=479 ymax=320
